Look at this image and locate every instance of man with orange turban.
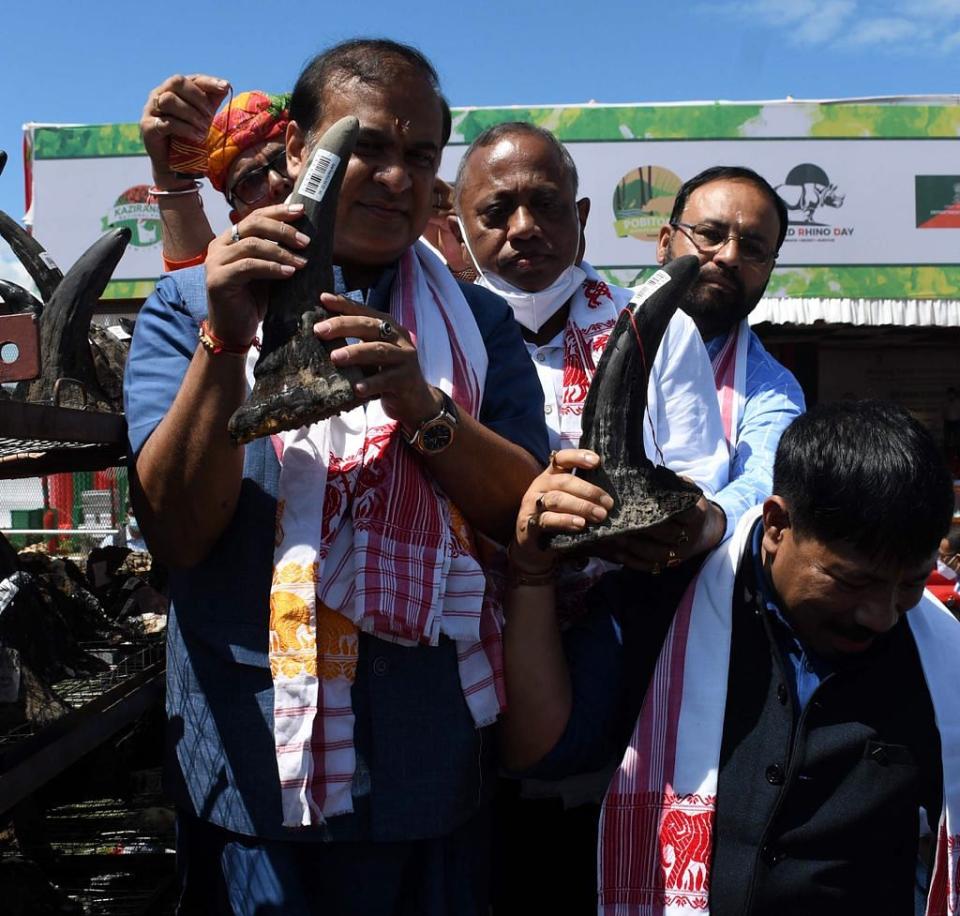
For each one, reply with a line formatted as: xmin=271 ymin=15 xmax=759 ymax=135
xmin=140 ymin=77 xmax=292 ymax=270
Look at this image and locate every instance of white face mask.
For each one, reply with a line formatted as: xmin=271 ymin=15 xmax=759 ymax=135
xmin=457 ymin=218 xmax=585 ymax=333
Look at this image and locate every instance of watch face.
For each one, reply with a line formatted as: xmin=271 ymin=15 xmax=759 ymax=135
xmin=421 ymin=419 xmax=454 ymax=453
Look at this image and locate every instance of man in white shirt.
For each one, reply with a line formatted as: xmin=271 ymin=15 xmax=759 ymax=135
xmin=454 ymin=121 xmax=732 ymax=914
xmin=454 ymin=122 xmax=730 ymax=575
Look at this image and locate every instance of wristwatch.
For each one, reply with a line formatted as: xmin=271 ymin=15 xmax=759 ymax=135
xmin=406 ymin=389 xmax=460 ymax=455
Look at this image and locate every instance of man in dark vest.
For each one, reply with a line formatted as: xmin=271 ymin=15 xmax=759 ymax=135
xmin=501 ymin=400 xmax=960 ymax=915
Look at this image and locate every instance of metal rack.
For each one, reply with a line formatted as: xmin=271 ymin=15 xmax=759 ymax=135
xmin=0 ymin=401 xmax=126 ymax=478
xmin=0 ymin=645 xmax=164 ymax=815
xmin=0 ymin=404 xmax=162 ymax=817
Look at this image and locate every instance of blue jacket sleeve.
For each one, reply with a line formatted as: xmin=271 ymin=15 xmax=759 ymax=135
xmin=123 ymin=270 xmax=205 ymax=457
xmin=459 ymin=282 xmax=549 ymax=465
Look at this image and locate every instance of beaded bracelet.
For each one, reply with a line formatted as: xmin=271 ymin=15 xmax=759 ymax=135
xmin=198 ymin=319 xmax=260 ymax=356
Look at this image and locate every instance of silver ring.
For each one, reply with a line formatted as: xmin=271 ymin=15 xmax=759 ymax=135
xmin=231 ymin=224 xmax=241 ymax=244
xmin=153 ymin=116 xmax=162 ymax=130
xmin=378 ymin=319 xmax=395 ymax=341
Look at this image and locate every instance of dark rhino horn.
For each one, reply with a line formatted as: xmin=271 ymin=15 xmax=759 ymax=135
xmin=0 ymin=279 xmax=43 ymax=316
xmin=551 ymin=255 xmax=705 ymax=552
xmin=0 ymin=150 xmax=6 ymax=177
xmin=228 ymin=116 xmax=361 ymax=444
xmin=0 ymin=210 xmax=63 ymax=303
xmin=16 ymin=227 xmax=131 ymax=410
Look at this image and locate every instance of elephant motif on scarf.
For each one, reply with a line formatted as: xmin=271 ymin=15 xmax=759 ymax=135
xmin=659 ymin=797 xmax=713 ymax=896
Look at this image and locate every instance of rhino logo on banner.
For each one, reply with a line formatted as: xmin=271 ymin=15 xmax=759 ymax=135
xmin=775 ymin=163 xmax=846 ymax=226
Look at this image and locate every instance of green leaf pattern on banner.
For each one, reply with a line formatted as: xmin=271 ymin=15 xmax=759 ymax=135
xmin=33 ymin=124 xmax=145 ymax=159
xmin=808 ymin=106 xmax=960 ymax=138
xmin=32 ymin=105 xmax=960 ymax=159
xmin=451 ymin=105 xmax=764 ymax=143
xmin=101 ymin=280 xmax=158 ymax=300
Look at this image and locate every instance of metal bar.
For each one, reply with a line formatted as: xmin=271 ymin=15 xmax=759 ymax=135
xmin=0 ymin=662 xmax=164 ymax=815
xmin=0 ymin=444 xmax=126 ymax=478
xmin=0 ymin=401 xmax=126 ymax=445
xmin=0 ymin=529 xmax=120 ymax=536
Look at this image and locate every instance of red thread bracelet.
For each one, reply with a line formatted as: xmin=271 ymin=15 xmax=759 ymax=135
xmin=198 ymin=319 xmax=261 ymax=356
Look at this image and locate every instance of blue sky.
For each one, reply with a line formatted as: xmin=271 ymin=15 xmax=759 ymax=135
xmin=1 ymin=0 xmax=958 ymax=285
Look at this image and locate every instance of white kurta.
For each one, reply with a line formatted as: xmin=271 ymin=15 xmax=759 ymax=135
xmin=526 ymin=263 xmax=729 ymax=497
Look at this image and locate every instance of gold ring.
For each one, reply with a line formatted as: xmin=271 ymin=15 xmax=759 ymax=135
xmin=153 ymin=93 xmax=162 ymax=115
xmin=549 ymin=450 xmax=559 ymax=470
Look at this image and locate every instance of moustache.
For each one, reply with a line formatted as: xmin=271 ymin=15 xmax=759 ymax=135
xmin=696 ymin=267 xmax=744 ymax=297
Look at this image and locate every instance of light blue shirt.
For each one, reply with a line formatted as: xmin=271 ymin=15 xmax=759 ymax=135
xmin=707 ymin=328 xmax=806 ymax=538
xmin=750 ymin=520 xmax=831 ymax=716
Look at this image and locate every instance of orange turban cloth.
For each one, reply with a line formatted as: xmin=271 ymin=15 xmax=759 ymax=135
xmin=194 ymin=91 xmax=291 ymax=192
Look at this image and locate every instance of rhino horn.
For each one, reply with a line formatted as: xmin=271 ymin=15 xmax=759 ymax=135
xmin=16 ymin=227 xmax=130 ymax=410
xmin=0 ymin=150 xmax=7 ymax=178
xmin=551 ymin=255 xmax=705 ymax=553
xmin=229 ymin=116 xmax=361 ymax=444
xmin=0 ymin=210 xmax=63 ymax=303
xmin=0 ymin=279 xmax=43 ymax=317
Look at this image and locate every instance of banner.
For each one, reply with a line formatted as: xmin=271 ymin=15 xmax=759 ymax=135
xmin=24 ymin=100 xmax=960 ymax=301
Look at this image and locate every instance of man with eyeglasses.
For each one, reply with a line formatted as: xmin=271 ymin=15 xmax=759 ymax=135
xmin=656 ymin=166 xmax=806 ymax=545
xmin=141 ymin=80 xmax=294 ymax=272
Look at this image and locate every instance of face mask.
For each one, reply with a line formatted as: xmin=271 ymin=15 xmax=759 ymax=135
xmin=457 ymin=218 xmax=585 ymax=333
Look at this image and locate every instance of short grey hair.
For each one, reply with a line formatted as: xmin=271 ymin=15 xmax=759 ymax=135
xmin=454 ymin=121 xmax=578 ymax=210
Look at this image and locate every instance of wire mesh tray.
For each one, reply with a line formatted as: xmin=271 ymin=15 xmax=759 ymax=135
xmin=0 ymin=642 xmax=164 ymax=748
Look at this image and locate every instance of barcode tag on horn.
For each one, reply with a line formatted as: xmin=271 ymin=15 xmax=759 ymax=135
xmin=298 ymin=146 xmax=341 ymax=203
xmin=628 ymin=269 xmax=672 ymax=307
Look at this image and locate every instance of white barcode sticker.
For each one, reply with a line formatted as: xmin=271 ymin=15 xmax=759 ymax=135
xmin=107 ymin=324 xmax=131 ymax=341
xmin=628 ymin=269 xmax=672 ymax=307
xmin=298 ymin=147 xmax=341 ymax=203
xmin=39 ymin=251 xmax=59 ymax=271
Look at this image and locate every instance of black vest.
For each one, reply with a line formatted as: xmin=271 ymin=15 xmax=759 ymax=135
xmin=616 ymin=532 xmax=942 ymax=915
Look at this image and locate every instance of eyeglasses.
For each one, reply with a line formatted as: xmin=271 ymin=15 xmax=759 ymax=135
xmin=670 ymin=220 xmax=775 ymax=266
xmin=226 ymin=150 xmax=289 ymax=208
xmin=942 ymin=551 xmax=960 ymax=569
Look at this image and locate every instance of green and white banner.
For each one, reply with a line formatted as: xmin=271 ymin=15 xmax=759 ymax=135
xmin=25 ymin=100 xmax=960 ymax=301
